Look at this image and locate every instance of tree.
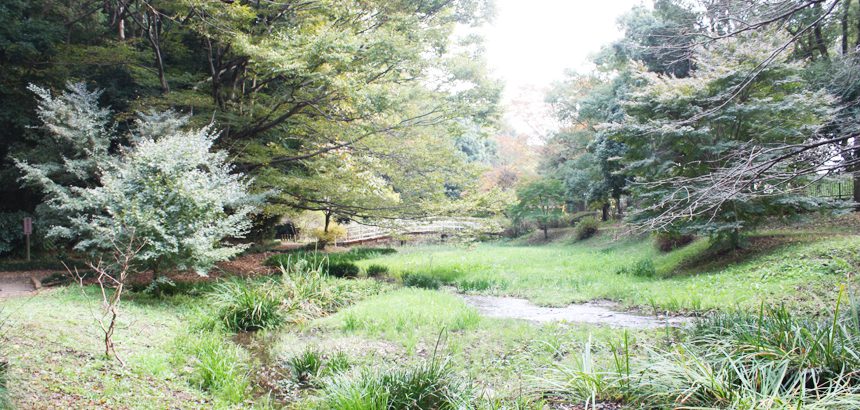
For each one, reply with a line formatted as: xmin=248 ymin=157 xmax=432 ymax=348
xmin=16 ymin=83 xmax=259 ymax=275
xmin=604 ymin=33 xmax=839 ymax=244
xmin=0 ymin=0 xmax=499 ymax=243
xmin=511 ymin=179 xmax=566 ymax=240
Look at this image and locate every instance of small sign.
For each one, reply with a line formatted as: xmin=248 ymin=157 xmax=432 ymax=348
xmin=23 ymin=217 xmax=32 ymax=235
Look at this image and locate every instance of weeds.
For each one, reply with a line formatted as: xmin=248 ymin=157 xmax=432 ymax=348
xmin=179 ymin=331 xmax=250 ymax=404
xmin=287 ymin=349 xmax=323 ymax=385
xmin=365 ymin=264 xmax=389 ymax=277
xmin=319 ymin=357 xmax=469 ymax=409
xmin=544 ymin=290 xmax=860 ymax=409
xmin=614 ymin=259 xmax=656 ymax=278
xmin=403 ymin=272 xmax=441 ymax=289
xmin=457 ymin=277 xmax=507 ymax=292
xmin=210 ymin=279 xmax=284 ymax=332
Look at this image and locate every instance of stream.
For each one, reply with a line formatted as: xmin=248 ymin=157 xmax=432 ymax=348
xmin=461 ymin=294 xmax=692 ymax=329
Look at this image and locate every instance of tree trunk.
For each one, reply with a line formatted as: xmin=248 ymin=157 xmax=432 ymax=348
xmin=117 ymin=3 xmax=125 ymax=41
xmin=324 ymin=211 xmax=331 ymax=233
xmin=813 ymin=3 xmax=829 ymax=60
xmin=842 ymin=0 xmax=850 ymax=54
xmin=601 ymin=202 xmax=609 ymax=222
xmin=614 ymin=194 xmax=623 ymax=218
xmin=543 ymin=225 xmax=548 ymax=240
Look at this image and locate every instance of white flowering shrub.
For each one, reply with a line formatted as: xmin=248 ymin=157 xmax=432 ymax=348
xmin=16 ymin=83 xmax=259 ymax=275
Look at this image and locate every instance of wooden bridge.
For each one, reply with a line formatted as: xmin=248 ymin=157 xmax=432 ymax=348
xmin=340 ymin=218 xmax=485 ymax=245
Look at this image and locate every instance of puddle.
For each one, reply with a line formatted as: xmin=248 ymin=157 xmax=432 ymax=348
xmin=461 ymin=295 xmax=691 ymax=329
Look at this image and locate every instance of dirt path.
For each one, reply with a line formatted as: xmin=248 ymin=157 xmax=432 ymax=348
xmin=461 ymin=295 xmax=691 ymax=328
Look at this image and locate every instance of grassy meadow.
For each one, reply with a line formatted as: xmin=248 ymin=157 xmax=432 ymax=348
xmin=1 ymin=221 xmax=859 ymax=408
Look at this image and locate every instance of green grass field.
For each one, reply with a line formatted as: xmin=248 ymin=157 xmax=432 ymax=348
xmin=357 ymin=231 xmax=856 ymax=312
xmin=1 ymin=225 xmax=858 ymax=408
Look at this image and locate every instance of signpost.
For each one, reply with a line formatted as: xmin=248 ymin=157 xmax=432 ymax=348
xmin=23 ymin=217 xmax=32 ymax=261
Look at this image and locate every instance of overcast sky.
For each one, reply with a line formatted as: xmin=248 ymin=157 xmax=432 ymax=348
xmin=476 ymin=0 xmax=647 ymax=136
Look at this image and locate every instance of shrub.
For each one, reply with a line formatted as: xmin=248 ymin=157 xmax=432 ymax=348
xmin=0 ymin=211 xmax=27 ymax=257
xmin=574 ymin=216 xmax=599 ymax=240
xmin=655 ymin=231 xmax=695 ymax=252
xmin=365 ymin=264 xmax=389 ymax=277
xmin=328 ymin=261 xmax=360 ymax=278
xmin=210 ymin=280 xmax=284 ymax=332
xmin=320 ymin=359 xmax=469 ymax=409
xmin=312 ymin=224 xmax=347 ymax=245
xmin=403 ymin=272 xmax=441 ymax=290
xmin=615 ymin=259 xmax=656 ymax=278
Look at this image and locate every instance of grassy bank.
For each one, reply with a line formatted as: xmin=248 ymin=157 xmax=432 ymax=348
xmin=357 ymin=232 xmax=858 ymax=312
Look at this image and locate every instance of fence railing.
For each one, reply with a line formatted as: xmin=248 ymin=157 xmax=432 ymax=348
xmin=342 ymin=218 xmax=484 ymax=243
xmin=807 ymin=178 xmax=854 ymax=200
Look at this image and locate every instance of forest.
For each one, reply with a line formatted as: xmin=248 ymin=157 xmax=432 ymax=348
xmin=1 ymin=0 xmax=860 ymax=409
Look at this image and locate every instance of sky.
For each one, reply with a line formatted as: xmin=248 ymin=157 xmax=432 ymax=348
xmin=476 ymin=0 xmax=647 ymax=137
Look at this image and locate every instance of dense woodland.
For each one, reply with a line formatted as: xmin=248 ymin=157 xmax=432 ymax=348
xmin=2 ymin=0 xmax=860 ymax=409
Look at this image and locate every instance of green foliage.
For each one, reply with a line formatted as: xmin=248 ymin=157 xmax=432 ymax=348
xmin=287 ymin=349 xmax=323 ymax=386
xmin=654 ymin=232 xmax=695 ymax=252
xmin=210 ymin=280 xmax=284 ymax=332
xmin=0 ymin=211 xmax=28 ymax=257
xmin=510 ymin=178 xmax=566 ymax=239
xmin=15 ymin=84 xmax=259 ymax=275
xmin=456 ymin=277 xmax=506 ymax=292
xmin=180 ymin=332 xmax=250 ymax=404
xmin=614 ymin=259 xmax=656 ymax=278
xmin=319 ymin=358 xmax=470 ymax=410
xmin=403 ymin=272 xmax=442 ymax=290
xmin=365 ymin=264 xmax=390 ymax=277
xmin=266 ymin=247 xmax=397 ymax=269
xmin=574 ymin=217 xmax=599 ymax=240
xmin=329 ymin=261 xmax=361 ymax=278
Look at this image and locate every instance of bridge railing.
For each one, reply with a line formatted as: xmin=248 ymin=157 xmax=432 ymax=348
xmin=342 ymin=218 xmax=485 ymax=243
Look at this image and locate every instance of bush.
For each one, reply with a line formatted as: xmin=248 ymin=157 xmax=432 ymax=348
xmin=328 ymin=261 xmax=360 ymax=278
xmin=655 ymin=231 xmax=695 ymax=252
xmin=574 ymin=216 xmax=599 ymax=240
xmin=365 ymin=264 xmax=389 ymax=277
xmin=210 ymin=280 xmax=284 ymax=332
xmin=320 ymin=359 xmax=469 ymax=409
xmin=0 ymin=211 xmax=27 ymax=257
xmin=402 ymin=272 xmax=441 ymax=290
xmin=615 ymin=259 xmax=656 ymax=278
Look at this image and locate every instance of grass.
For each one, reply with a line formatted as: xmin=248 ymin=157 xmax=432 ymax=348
xmin=543 ymin=290 xmax=860 ymax=409
xmin=1 ymin=223 xmax=857 ymax=408
xmin=356 ymin=233 xmax=858 ymax=312
xmin=320 ymin=289 xmax=481 ymax=343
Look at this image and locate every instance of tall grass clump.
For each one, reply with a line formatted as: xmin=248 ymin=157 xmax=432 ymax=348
xmin=179 ymin=332 xmax=250 ymax=404
xmin=614 ymin=259 xmax=656 ymax=278
xmin=544 ymin=290 xmax=860 ymax=409
xmin=403 ymin=272 xmax=441 ymax=290
xmin=574 ymin=217 xmax=599 ymax=240
xmin=210 ymin=279 xmax=284 ymax=332
xmin=319 ymin=358 xmax=470 ymax=409
xmin=365 ymin=264 xmax=389 ymax=277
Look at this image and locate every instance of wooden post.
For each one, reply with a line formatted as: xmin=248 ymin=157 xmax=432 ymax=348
xmin=23 ymin=217 xmax=32 ymax=261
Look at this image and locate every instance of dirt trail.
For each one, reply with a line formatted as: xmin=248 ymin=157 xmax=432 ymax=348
xmin=461 ymin=295 xmax=691 ymax=329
